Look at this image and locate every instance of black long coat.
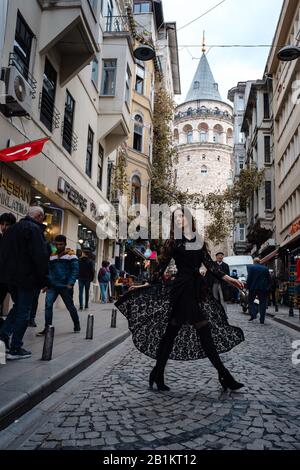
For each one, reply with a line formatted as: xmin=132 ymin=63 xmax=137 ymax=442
xmin=0 ymin=216 xmax=49 ymax=289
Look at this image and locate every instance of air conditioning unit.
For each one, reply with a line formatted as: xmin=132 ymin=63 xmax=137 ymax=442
xmin=0 ymin=65 xmax=34 ymax=117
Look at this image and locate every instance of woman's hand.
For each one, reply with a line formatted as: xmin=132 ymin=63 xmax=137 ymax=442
xmin=128 ymin=283 xmax=150 ymax=292
xmin=223 ymin=275 xmax=244 ymax=290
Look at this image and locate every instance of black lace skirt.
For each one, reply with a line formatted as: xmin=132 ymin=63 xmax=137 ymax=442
xmin=115 ymin=282 xmax=245 ymax=361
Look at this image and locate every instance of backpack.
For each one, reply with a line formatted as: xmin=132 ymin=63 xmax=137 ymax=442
xmin=99 ymin=268 xmax=110 ymax=283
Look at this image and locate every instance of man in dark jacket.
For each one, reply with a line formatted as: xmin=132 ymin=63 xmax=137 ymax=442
xmin=37 ymin=235 xmax=80 ymax=336
xmin=0 ymin=212 xmax=17 ymax=310
xmin=0 ymin=207 xmax=49 ymax=359
xmin=247 ymin=258 xmax=272 ymax=324
xmin=78 ymin=251 xmax=94 ymax=310
xmin=206 ymin=252 xmax=230 ymax=313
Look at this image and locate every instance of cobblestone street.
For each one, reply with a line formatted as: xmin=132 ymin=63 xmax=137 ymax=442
xmin=7 ymin=306 xmax=300 ymax=450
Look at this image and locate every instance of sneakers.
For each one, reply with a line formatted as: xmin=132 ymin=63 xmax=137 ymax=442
xmin=6 ymin=347 xmax=32 ymax=360
xmin=36 ymin=328 xmax=47 ymax=336
xmin=28 ymin=320 xmax=37 ymax=327
xmin=74 ymin=324 xmax=81 ymax=333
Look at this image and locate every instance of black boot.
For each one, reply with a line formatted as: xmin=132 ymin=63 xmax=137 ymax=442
xmin=196 ymin=324 xmax=244 ymax=391
xmin=149 ymin=323 xmax=181 ymax=391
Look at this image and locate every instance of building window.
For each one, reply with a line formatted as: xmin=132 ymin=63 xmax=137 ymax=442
xmin=91 ymin=58 xmax=99 ymax=87
xmin=201 ymin=165 xmax=208 ymax=175
xmin=200 ymin=131 xmax=207 ymax=142
xmin=217 ymin=155 xmax=221 ymax=161
xmin=239 ymin=156 xmax=244 ymax=170
xmin=125 ymin=65 xmax=131 ymax=105
xmin=264 ymin=93 xmax=270 ymax=119
xmin=14 ymin=11 xmax=34 ymax=79
xmin=135 ymin=65 xmax=145 ymax=94
xmin=187 ymin=155 xmax=190 ymax=161
xmin=202 ymin=154 xmax=206 ymax=160
xmin=85 ymin=126 xmax=94 ymax=178
xmin=264 ymin=135 xmax=271 ymax=163
xmin=89 ymin=0 xmax=98 ymax=12
xmin=239 ymin=223 xmax=246 ymax=242
xmin=187 ymin=131 xmax=193 ymax=144
xmin=213 ymin=125 xmax=223 ymax=143
xmin=265 ymin=181 xmax=272 ymax=210
xmin=133 ymin=1 xmax=152 ymax=13
xmin=133 ymin=114 xmax=143 ymax=152
xmin=106 ymin=0 xmax=113 ymax=30
xmin=238 ymin=96 xmax=244 ymax=111
xmin=194 ymin=81 xmax=200 ymax=89
xmin=40 ymin=58 xmax=57 ymax=132
xmin=62 ymin=90 xmax=75 ymax=154
xmin=131 ymin=175 xmax=141 ymax=204
xmin=97 ymin=144 xmax=104 ymax=190
xmin=101 ymin=59 xmax=117 ymax=96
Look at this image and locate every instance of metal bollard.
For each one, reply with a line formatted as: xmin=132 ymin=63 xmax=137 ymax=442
xmin=275 ymin=304 xmax=279 ymax=313
xmin=41 ymin=326 xmax=55 ymax=361
xmin=111 ymin=308 xmax=117 ymax=328
xmin=86 ymin=314 xmax=94 ymax=340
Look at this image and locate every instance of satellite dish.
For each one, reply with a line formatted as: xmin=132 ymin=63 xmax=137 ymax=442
xmin=133 ymin=45 xmax=155 ymax=61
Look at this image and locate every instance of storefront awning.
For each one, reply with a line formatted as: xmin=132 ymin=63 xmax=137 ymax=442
xmin=260 ymin=249 xmax=279 ymax=264
xmin=280 ymin=230 xmax=300 ymax=250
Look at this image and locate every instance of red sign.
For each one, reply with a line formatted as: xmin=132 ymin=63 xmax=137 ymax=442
xmin=0 ymin=138 xmax=49 ymax=162
xmin=290 ymin=219 xmax=300 ymax=235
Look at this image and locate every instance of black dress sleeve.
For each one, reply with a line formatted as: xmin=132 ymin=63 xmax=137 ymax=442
xmin=201 ymin=244 xmax=226 ymax=281
xmin=150 ymin=242 xmax=174 ymax=283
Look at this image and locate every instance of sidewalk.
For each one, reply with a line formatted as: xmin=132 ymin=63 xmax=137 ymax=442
xmin=0 ymin=301 xmax=130 ymax=431
xmin=266 ymin=304 xmax=300 ymax=332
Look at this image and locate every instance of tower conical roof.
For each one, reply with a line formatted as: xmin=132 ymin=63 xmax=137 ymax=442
xmin=185 ymin=53 xmax=222 ymax=102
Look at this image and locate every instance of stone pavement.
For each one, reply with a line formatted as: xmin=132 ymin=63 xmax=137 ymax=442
xmin=266 ymin=304 xmax=300 ymax=332
xmin=5 ymin=305 xmax=300 ymax=451
xmin=0 ymin=301 xmax=129 ymax=430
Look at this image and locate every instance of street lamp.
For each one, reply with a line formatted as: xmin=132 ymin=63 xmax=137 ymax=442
xmin=277 ymin=45 xmax=300 ymax=62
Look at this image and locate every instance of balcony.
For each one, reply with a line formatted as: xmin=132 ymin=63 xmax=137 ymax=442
xmin=38 ymin=0 xmax=99 ymax=86
xmin=175 ymin=107 xmax=234 ymax=124
xmin=104 ymin=16 xmax=130 ymax=33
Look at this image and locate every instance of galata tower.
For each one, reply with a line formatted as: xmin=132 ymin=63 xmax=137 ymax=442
xmin=173 ymin=50 xmax=234 ymax=256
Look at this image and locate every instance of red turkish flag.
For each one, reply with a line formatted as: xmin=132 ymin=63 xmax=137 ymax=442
xmin=0 ymin=137 xmax=49 ymax=162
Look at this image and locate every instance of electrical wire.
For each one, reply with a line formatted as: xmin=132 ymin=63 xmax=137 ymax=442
xmin=177 ymin=0 xmax=227 ymax=31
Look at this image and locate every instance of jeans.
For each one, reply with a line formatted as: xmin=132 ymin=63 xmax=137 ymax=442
xmin=249 ymin=290 xmax=268 ymax=323
xmin=99 ymin=283 xmax=108 ymax=303
xmin=45 ymin=287 xmax=80 ymax=327
xmin=79 ymin=280 xmax=91 ymax=308
xmin=0 ymin=286 xmax=34 ymax=350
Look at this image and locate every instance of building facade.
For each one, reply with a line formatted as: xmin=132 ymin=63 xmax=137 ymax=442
xmin=173 ymin=52 xmax=234 ymax=256
xmin=0 ymin=0 xmax=138 ymax=301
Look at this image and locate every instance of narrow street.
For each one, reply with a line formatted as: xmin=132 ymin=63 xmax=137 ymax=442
xmin=2 ymin=305 xmax=300 ymax=451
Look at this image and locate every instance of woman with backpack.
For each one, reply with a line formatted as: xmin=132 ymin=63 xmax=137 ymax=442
xmin=98 ymin=261 xmax=110 ymax=304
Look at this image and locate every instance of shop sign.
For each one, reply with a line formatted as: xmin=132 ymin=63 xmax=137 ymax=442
xmin=58 ymin=177 xmax=87 ymax=212
xmin=0 ymin=167 xmax=31 ymax=217
xmin=290 ymin=219 xmax=300 ymax=235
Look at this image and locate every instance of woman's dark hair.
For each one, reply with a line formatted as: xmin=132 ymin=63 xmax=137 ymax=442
xmin=0 ymin=212 xmax=17 ymax=225
xmin=55 ymin=235 xmax=67 ymax=244
xmin=102 ymin=260 xmax=110 ymax=268
xmin=160 ymin=207 xmax=198 ymax=262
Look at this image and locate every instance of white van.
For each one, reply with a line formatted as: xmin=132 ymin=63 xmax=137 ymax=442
xmin=223 ymin=255 xmax=253 ymax=281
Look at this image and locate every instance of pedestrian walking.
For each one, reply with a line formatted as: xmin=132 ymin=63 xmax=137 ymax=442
xmin=0 ymin=206 xmax=49 ymax=359
xmin=0 ymin=212 xmax=17 ymax=308
xmin=109 ymin=263 xmax=118 ymax=301
xmin=116 ymin=208 xmax=245 ymax=392
xmin=98 ymin=261 xmax=110 ymax=304
xmin=36 ymin=235 xmax=81 ymax=336
xmin=78 ymin=251 xmax=94 ymax=310
xmin=268 ymin=269 xmax=278 ymax=307
xmin=247 ymin=258 xmax=271 ymax=324
xmin=206 ymin=252 xmax=230 ymax=313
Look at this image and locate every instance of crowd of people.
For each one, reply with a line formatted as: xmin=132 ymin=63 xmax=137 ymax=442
xmin=0 ymin=207 xmax=137 ymax=361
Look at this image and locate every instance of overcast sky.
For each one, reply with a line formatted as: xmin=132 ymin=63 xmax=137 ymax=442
xmin=161 ymin=0 xmax=284 ymax=104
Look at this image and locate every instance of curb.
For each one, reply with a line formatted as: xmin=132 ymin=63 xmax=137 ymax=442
xmin=272 ymin=317 xmax=300 ymax=333
xmin=0 ymin=330 xmax=131 ymax=432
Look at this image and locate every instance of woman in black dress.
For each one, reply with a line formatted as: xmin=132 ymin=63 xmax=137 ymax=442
xmin=116 ymin=208 xmax=245 ymax=392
